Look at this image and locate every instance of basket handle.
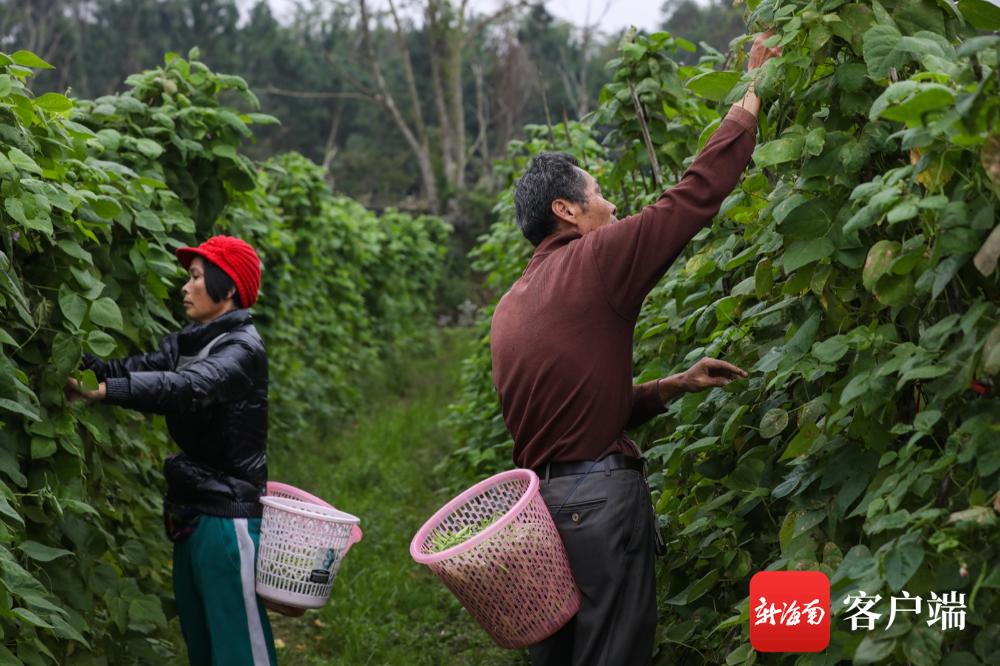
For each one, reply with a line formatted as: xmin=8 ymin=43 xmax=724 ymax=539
xmin=346 ymin=525 xmax=363 ymax=553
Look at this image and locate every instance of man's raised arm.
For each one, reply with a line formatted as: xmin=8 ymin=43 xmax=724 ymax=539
xmin=588 ymin=32 xmax=781 ymax=319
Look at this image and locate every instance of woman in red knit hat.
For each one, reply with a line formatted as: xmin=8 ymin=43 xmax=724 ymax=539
xmin=66 ymin=235 xmax=278 ymax=666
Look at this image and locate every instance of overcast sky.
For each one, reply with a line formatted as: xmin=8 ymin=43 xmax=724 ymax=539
xmin=247 ymin=0 xmax=669 ymax=35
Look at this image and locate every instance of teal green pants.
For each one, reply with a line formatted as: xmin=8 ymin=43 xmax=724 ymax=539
xmin=173 ymin=516 xmax=278 ymax=666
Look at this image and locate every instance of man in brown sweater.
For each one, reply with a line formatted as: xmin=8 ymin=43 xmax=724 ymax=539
xmin=490 ymin=33 xmax=780 ymax=666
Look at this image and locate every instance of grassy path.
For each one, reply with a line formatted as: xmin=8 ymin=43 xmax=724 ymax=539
xmin=266 ymin=330 xmax=527 ymax=666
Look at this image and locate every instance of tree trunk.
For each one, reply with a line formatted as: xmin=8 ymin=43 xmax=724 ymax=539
xmin=358 ymin=0 xmax=439 ymax=211
xmin=472 ymin=59 xmax=490 ymax=168
xmin=426 ymin=0 xmax=457 ymax=191
xmin=447 ymin=0 xmax=470 ymax=188
xmin=321 ymin=102 xmax=344 ymax=191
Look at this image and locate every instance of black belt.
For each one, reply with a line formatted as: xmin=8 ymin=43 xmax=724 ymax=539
xmin=534 ymin=454 xmax=645 ymax=479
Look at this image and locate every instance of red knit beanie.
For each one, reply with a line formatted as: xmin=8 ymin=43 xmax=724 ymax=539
xmin=176 ymin=236 xmax=262 ymax=308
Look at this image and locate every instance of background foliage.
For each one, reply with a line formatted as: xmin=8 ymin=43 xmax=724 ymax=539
xmin=0 ymin=48 xmax=448 ymax=663
xmin=0 ymin=0 xmax=622 ymax=214
xmin=448 ymin=1 xmax=1000 ymax=663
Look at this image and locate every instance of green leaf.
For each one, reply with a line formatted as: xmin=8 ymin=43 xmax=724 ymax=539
xmin=18 ymin=541 xmax=74 ymax=562
xmin=0 ymin=398 xmax=40 ymax=422
xmin=134 ymin=210 xmax=165 ymax=232
xmin=63 ymin=120 xmax=96 ymax=138
xmin=686 ymin=71 xmax=741 ymax=102
xmin=897 ymin=364 xmax=950 ymax=385
xmin=854 ymin=635 xmax=896 ymax=664
xmin=863 ymin=23 xmax=907 ymax=79
xmin=85 ymin=331 xmax=117 ymax=356
xmin=88 ymin=298 xmax=123 ymax=331
xmin=211 ymin=144 xmax=238 ymax=160
xmin=0 ymin=493 xmax=25 ymax=525
xmin=664 ymin=569 xmax=719 ymax=605
xmin=919 ymin=314 xmax=960 ymax=351
xmin=7 ymin=148 xmax=41 ymax=174
xmin=132 ymin=138 xmax=163 ymax=159
xmin=725 ymin=643 xmax=753 ymax=666
xmin=787 ymin=314 xmax=821 ymax=355
xmin=0 ymin=644 xmax=17 ymax=664
xmin=791 ymin=508 xmax=825 ymax=540
xmin=0 ymin=447 xmax=26 ymax=487
xmin=960 ymin=0 xmax=1000 ymax=30
xmin=11 ymin=607 xmax=53 ymax=629
xmin=782 ymin=239 xmax=834 ymax=273
xmin=34 ymin=92 xmax=72 ymax=112
xmin=621 ymin=42 xmax=647 ymax=62
xmin=777 ymin=198 xmax=837 ymax=239
xmin=780 ymin=423 xmax=820 ymax=460
xmin=863 ymin=241 xmax=900 ymax=291
xmin=50 ymin=615 xmax=90 ymax=647
xmin=88 ymin=196 xmax=122 ymax=220
xmin=754 ymin=258 xmax=773 ymax=299
xmin=51 ymin=333 xmax=82 ymax=379
xmin=243 ymin=112 xmax=279 ymax=127
xmin=58 ymin=285 xmax=87 ymax=330
xmin=902 ymin=624 xmax=942 ymax=666
xmin=913 ymin=410 xmax=942 ymax=433
xmin=980 ymin=323 xmax=1000 ymax=376
xmin=886 ymin=201 xmax=918 ymax=224
xmin=884 ymin=540 xmax=924 ymax=591
xmin=877 ymin=85 xmax=955 ymax=126
xmin=59 ymin=498 xmax=99 ymax=516
xmin=840 ymin=140 xmax=871 ymax=173
xmin=79 ymin=369 xmax=98 ymax=392
xmin=836 ymin=62 xmax=869 ymax=92
xmin=128 ymin=594 xmax=167 ymax=630
xmin=812 ymin=336 xmax=849 ymax=363
xmin=874 ymin=273 xmax=914 ymax=307
xmin=30 ymin=437 xmax=57 ymax=460
xmin=753 ymin=136 xmax=804 ymax=168
xmin=759 ymin=408 xmax=789 ymax=439
xmin=56 ymin=240 xmax=92 ymax=263
xmin=10 ymin=51 xmax=54 ymax=69
xmin=841 ymin=370 xmax=875 ymax=404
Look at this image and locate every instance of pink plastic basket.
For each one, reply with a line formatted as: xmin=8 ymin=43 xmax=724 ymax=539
xmin=410 ymin=469 xmax=580 ymax=649
xmin=257 ymin=481 xmax=363 ymax=609
xmin=265 ymin=481 xmax=362 ymax=550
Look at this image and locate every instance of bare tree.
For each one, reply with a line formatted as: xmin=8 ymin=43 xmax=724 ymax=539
xmin=352 ymin=0 xmax=526 ymax=211
xmin=358 ymin=0 xmax=439 ymax=210
xmin=425 ymin=0 xmax=526 ymax=191
xmin=558 ymin=0 xmax=615 ymax=118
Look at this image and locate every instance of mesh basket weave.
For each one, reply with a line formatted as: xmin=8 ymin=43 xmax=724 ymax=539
xmin=410 ymin=469 xmax=580 ymax=649
xmin=265 ymin=481 xmax=363 ymax=546
xmin=256 ymin=484 xmax=361 ymax=609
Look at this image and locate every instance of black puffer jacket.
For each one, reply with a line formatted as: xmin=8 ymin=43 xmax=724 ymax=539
xmin=84 ymin=309 xmax=267 ymax=517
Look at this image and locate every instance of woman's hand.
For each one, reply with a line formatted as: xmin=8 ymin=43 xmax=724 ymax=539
xmin=65 ymin=378 xmax=106 ymax=403
xmin=263 ymin=599 xmax=307 ymax=617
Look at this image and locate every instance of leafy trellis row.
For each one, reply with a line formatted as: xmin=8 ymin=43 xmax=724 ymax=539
xmin=449 ymin=1 xmax=1000 ymax=663
xmin=0 ymin=49 xmax=448 ymax=663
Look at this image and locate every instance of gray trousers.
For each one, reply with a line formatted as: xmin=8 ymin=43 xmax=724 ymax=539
xmin=529 ymin=465 xmax=659 ymax=666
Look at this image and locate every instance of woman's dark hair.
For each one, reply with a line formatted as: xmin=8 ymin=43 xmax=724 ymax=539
xmin=203 ymin=260 xmax=243 ymax=308
xmin=514 ymin=151 xmax=589 ymax=246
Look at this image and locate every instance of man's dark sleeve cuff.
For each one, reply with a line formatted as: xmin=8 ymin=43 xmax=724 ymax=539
xmin=104 ymin=377 xmax=130 ymax=404
xmin=724 ymin=105 xmax=758 ymax=134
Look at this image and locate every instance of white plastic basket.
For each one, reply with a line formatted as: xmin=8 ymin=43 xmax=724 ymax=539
xmin=256 ymin=496 xmax=361 ymax=608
